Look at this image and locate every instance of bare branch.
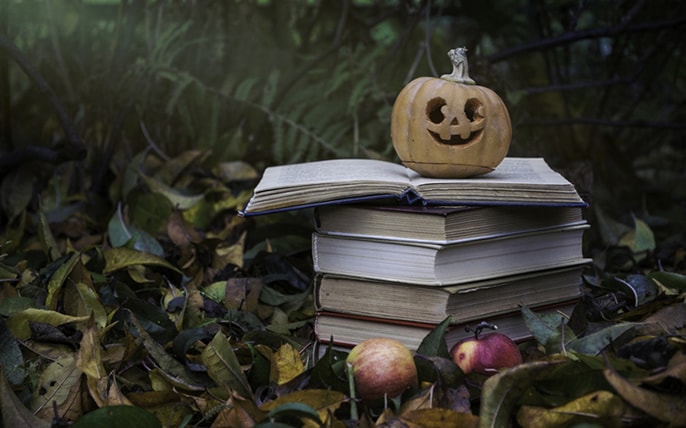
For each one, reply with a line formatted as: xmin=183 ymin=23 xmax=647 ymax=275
xmin=520 ymin=118 xmax=686 ymax=130
xmin=0 ymin=31 xmax=85 ymax=151
xmin=487 ymin=16 xmax=686 ymax=63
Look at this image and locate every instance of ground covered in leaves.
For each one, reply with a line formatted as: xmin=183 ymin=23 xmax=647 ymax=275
xmin=1 ymin=150 xmax=685 ymax=428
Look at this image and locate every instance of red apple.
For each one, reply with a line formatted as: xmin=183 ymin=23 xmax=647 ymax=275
xmin=346 ymin=338 xmax=418 ymax=401
xmin=450 ymin=322 xmax=523 ymax=375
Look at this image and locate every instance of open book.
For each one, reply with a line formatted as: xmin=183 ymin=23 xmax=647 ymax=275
xmin=239 ymin=157 xmax=586 ymax=216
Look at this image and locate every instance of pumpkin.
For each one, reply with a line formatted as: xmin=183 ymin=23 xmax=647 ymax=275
xmin=391 ymin=47 xmax=511 ymax=178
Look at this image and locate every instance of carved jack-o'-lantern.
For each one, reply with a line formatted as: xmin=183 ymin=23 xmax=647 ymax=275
xmin=391 ymin=48 xmax=511 ymax=178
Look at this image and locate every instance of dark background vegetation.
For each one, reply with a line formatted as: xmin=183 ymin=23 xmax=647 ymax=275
xmin=1 ymin=1 xmax=686 ymax=426
xmin=1 ymin=0 xmax=685 ymax=253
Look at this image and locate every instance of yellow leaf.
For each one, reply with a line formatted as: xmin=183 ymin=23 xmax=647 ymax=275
xmin=399 ymin=408 xmax=479 ymax=428
xmin=7 ymin=308 xmax=90 ymax=340
xmin=103 ymin=247 xmax=181 ymax=274
xmin=76 ymin=322 xmax=106 ymax=380
xmin=260 ymin=389 xmax=347 ymax=426
xmin=31 ymin=356 xmax=85 ymax=421
xmin=45 ymin=252 xmax=80 ymax=310
xmin=213 ymin=231 xmax=246 ymax=269
xmin=63 ymin=282 xmax=108 ymax=330
xmin=517 ymin=390 xmax=625 ymax=428
xmin=270 ymin=343 xmax=305 ymax=385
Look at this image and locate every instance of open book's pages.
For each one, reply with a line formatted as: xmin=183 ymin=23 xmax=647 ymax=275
xmin=312 ymin=224 xmax=589 ymax=286
xmin=239 ymin=157 xmax=586 ymax=216
xmin=314 ymin=264 xmax=588 ymax=324
xmin=315 ymin=204 xmax=585 ymax=244
xmin=314 ymin=301 xmax=578 ymax=352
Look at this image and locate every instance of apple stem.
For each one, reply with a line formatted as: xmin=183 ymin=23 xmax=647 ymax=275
xmin=466 ymin=321 xmax=498 ymax=339
xmin=346 ymin=362 xmax=359 ymax=421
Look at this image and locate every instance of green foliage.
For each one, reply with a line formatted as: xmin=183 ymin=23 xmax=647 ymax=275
xmin=0 ymin=1 xmax=685 ymax=426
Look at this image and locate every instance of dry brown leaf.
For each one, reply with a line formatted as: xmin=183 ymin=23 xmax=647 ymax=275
xmin=604 ymin=361 xmax=686 ymax=426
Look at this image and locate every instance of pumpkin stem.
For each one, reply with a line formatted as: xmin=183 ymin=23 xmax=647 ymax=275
xmin=441 ymin=47 xmax=476 ymax=85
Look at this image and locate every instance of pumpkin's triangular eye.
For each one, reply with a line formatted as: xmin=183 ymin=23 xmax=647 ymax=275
xmin=425 ymin=97 xmax=485 ymax=145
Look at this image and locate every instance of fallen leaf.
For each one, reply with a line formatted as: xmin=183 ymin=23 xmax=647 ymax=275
xmin=604 ymin=359 xmax=686 ymax=425
xmin=0 ymin=367 xmax=50 ymax=428
xmin=6 ymin=308 xmax=89 ymax=340
xmin=103 ymin=247 xmax=181 ymax=274
xmin=270 ymin=342 xmax=305 ymax=385
xmin=201 ymin=331 xmax=253 ymax=400
xmin=517 ymin=390 xmax=626 ymax=428
xmin=479 ymin=360 xmax=566 ymax=428
xmin=70 ymin=405 xmax=162 ymax=428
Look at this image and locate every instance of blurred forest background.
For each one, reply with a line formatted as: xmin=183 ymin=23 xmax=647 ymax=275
xmin=1 ymin=1 xmax=686 ymax=425
xmin=1 ymin=0 xmax=685 ymax=259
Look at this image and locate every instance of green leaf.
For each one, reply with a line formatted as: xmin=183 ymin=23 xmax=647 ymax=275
xmin=649 ymin=271 xmax=686 ymax=291
xmin=103 ymin=247 xmax=180 ymax=274
xmin=0 ymin=319 xmax=25 ymax=385
xmin=121 ymin=151 xmax=145 ymax=200
xmin=201 ymin=331 xmax=254 ymax=400
xmin=37 ymin=208 xmax=61 ymax=261
xmin=6 ymin=308 xmax=90 ymax=340
xmin=71 ymin=405 xmax=162 ymax=428
xmin=118 ymin=298 xmax=177 ymax=344
xmin=0 ymin=296 xmax=38 ymax=317
xmin=416 ymin=316 xmax=451 ymax=358
xmin=566 ymin=323 xmax=637 ymax=355
xmin=107 ymin=203 xmax=164 ymax=257
xmin=263 ymin=402 xmax=322 ymax=425
xmin=521 ymin=305 xmax=576 ymax=352
xmin=0 ymin=168 xmax=34 ymax=222
xmin=479 ymin=360 xmax=565 ymax=428
xmin=618 ymin=215 xmax=655 ymax=257
xmin=127 ymin=311 xmax=206 ymax=391
xmin=130 ymin=192 xmax=173 ymax=234
xmin=45 ymin=253 xmax=80 ymax=310
xmin=139 ymin=173 xmax=204 ymax=210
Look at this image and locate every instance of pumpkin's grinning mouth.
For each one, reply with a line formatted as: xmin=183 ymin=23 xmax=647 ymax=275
xmin=428 ymin=129 xmax=483 ymax=146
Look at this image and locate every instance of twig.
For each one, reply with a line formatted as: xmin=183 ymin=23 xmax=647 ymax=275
xmin=423 ymin=0 xmax=437 ymax=77
xmin=519 ymin=117 xmax=686 ymax=129
xmin=0 ymin=1 xmax=11 ymax=149
xmin=0 ymin=31 xmax=84 ymax=151
xmin=487 ymin=16 xmax=686 ymax=63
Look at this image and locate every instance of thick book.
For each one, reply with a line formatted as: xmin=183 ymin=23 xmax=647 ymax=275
xmin=315 ymin=204 xmax=585 ymax=244
xmin=239 ymin=157 xmax=586 ymax=216
xmin=314 ymin=301 xmax=578 ymax=352
xmin=314 ymin=264 xmax=587 ymax=325
xmin=312 ymin=224 xmax=589 ymax=286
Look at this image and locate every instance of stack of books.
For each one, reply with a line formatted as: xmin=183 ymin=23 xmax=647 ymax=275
xmin=240 ymin=157 xmax=589 ymax=351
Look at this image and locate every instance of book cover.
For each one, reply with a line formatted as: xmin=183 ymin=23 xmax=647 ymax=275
xmin=239 ymin=157 xmax=586 ymax=216
xmin=313 ymin=301 xmax=578 ymax=352
xmin=312 ymin=224 xmax=589 ymax=286
xmin=315 ymin=204 xmax=585 ymax=244
xmin=314 ymin=263 xmax=588 ymax=324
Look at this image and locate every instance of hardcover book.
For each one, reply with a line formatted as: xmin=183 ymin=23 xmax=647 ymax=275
xmin=315 ymin=204 xmax=585 ymax=244
xmin=314 ymin=301 xmax=578 ymax=351
xmin=314 ymin=264 xmax=587 ymax=325
xmin=239 ymin=157 xmax=586 ymax=216
xmin=312 ymin=224 xmax=589 ymax=286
